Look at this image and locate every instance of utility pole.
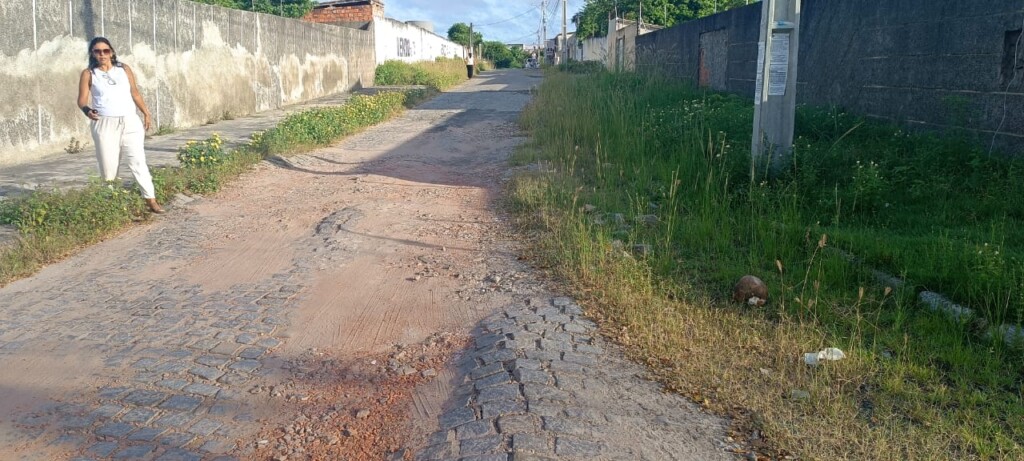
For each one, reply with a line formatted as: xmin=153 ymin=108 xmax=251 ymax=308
xmin=469 ymin=22 xmax=474 ymax=54
xmin=561 ymin=0 xmax=567 ymax=65
xmin=542 ymin=0 xmax=547 ymax=65
xmin=750 ymin=0 xmax=801 ymax=179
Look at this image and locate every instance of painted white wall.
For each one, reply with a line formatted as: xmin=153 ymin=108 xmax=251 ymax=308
xmin=372 ymin=18 xmax=465 ymax=64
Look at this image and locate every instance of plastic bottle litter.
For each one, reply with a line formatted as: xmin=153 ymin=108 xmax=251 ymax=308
xmin=803 ymin=347 xmax=846 ymax=366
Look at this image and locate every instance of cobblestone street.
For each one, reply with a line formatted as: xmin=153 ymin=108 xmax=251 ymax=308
xmin=1 ymin=210 xmax=316 ymax=460
xmin=0 ymin=70 xmax=733 ymax=461
xmin=419 ymin=296 xmax=732 ymax=461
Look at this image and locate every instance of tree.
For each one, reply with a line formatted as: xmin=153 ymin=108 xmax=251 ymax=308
xmin=574 ymin=0 xmax=754 ymax=39
xmin=191 ymin=0 xmax=316 ymax=18
xmin=481 ymin=41 xmax=526 ymax=68
xmin=447 ymin=23 xmax=484 ymax=48
xmin=192 ymin=0 xmax=242 ymax=9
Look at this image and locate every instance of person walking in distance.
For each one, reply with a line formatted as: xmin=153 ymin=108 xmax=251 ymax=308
xmin=466 ymin=52 xmax=475 ymax=79
xmin=77 ymin=37 xmax=164 ymax=214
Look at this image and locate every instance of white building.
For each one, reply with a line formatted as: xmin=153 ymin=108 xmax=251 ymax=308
xmin=372 ymin=18 xmax=465 ymax=64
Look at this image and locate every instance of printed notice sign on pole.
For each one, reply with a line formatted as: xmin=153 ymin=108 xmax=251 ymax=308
xmin=768 ymin=33 xmax=789 ymax=96
xmin=754 ymin=41 xmax=765 ymax=105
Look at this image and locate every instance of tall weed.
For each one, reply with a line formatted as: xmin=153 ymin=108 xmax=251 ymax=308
xmin=512 ymin=70 xmax=1024 ymax=460
xmin=374 ymin=58 xmax=467 ymax=90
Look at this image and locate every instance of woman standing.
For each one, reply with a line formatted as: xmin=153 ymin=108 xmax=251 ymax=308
xmin=77 ymin=37 xmax=164 ymax=213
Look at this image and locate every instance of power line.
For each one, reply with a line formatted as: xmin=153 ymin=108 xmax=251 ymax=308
xmin=547 ymin=0 xmax=560 ymax=18
xmin=478 ymin=5 xmax=542 ymax=26
xmin=497 ymin=29 xmax=540 ymax=44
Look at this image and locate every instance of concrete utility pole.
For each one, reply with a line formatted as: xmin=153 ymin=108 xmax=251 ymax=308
xmin=469 ymin=22 xmax=474 ymax=54
xmin=561 ymin=0 xmax=567 ymax=65
xmin=750 ymin=0 xmax=801 ymax=179
xmin=542 ymin=0 xmax=547 ymax=64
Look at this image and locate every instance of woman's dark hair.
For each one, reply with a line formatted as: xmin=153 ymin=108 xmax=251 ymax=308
xmin=87 ymin=37 xmax=119 ymax=69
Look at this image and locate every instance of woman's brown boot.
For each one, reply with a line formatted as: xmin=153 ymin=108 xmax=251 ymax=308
xmin=146 ymin=198 xmax=165 ymax=214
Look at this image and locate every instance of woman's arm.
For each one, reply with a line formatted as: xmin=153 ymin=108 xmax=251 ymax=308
xmin=77 ymin=69 xmax=99 ymax=120
xmin=123 ymin=64 xmax=152 ymax=131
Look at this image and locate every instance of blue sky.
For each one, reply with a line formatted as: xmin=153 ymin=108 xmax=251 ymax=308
xmin=362 ymin=0 xmax=585 ymax=45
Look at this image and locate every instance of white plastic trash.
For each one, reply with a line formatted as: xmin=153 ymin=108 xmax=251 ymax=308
xmin=803 ymin=347 xmax=846 ymax=366
xmin=818 ymin=347 xmax=846 ymax=361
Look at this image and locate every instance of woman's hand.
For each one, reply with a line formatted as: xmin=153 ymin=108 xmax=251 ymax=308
xmin=142 ymin=113 xmax=152 ymax=131
xmin=86 ymin=109 xmax=100 ymax=121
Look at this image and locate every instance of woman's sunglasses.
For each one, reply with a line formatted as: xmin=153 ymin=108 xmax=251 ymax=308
xmin=92 ymin=48 xmax=112 ymax=55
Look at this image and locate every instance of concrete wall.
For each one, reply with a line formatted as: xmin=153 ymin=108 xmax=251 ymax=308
xmin=636 ymin=0 xmax=1024 ymax=153
xmin=608 ymin=19 xmax=661 ymax=71
xmin=372 ymin=17 xmax=464 ymax=64
xmin=580 ymin=36 xmax=608 ymax=63
xmin=0 ymin=0 xmax=376 ymax=166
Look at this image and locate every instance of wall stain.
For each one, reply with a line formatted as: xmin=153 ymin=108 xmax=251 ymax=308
xmin=0 ymin=3 xmax=374 ymax=165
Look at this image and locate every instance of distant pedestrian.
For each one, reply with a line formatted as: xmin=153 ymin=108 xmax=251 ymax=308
xmin=466 ymin=52 xmax=475 ymax=79
xmin=76 ymin=37 xmax=164 ymax=214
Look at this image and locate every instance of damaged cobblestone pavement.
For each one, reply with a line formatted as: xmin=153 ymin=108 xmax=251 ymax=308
xmin=0 ymin=70 xmax=739 ymax=461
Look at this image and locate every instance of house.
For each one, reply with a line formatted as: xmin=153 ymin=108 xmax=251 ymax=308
xmin=303 ymin=0 xmax=385 ymax=30
xmin=303 ymin=1 xmax=464 ymax=64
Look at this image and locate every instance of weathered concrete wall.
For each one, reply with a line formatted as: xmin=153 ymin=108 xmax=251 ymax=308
xmin=372 ymin=18 xmax=464 ymax=64
xmin=636 ymin=0 xmax=1024 ymax=153
xmin=0 ymin=0 xmax=376 ymax=166
xmin=608 ymin=19 xmax=661 ymax=71
xmin=580 ymin=36 xmax=608 ymax=63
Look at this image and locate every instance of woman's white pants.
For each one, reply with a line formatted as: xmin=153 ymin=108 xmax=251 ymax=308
xmin=90 ymin=114 xmax=156 ymax=199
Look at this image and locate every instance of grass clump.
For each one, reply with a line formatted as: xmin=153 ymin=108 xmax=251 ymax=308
xmin=0 ymin=89 xmax=428 ymax=286
xmin=558 ymin=60 xmax=604 ymax=74
xmin=511 ymin=71 xmax=1024 ymax=460
xmin=249 ymin=90 xmax=421 ymax=157
xmin=374 ymin=58 xmax=468 ymax=90
xmin=476 ymin=59 xmax=495 ymax=72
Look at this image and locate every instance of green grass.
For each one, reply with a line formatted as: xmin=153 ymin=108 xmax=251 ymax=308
xmin=0 ymin=88 xmax=429 ymax=286
xmin=151 ymin=125 xmax=176 ymax=136
xmin=374 ymin=57 xmax=468 ymax=90
xmin=510 ymin=70 xmax=1024 ymax=460
xmin=248 ymin=90 xmax=428 ymax=157
xmin=557 ymin=60 xmax=605 ymax=74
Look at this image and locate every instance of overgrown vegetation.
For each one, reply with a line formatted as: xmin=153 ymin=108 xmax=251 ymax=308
xmin=249 ymin=91 xmax=426 ymax=156
xmin=511 ymin=70 xmax=1024 ymax=459
xmin=447 ymin=22 xmax=529 ymax=69
xmin=374 ymin=58 xmax=468 ymax=90
xmin=0 ymin=89 xmax=427 ymax=286
xmin=576 ymin=0 xmax=752 ymax=38
xmin=481 ymin=41 xmax=529 ymax=68
xmin=558 ymin=60 xmax=605 ymax=74
xmin=190 ymin=0 xmax=314 ymax=18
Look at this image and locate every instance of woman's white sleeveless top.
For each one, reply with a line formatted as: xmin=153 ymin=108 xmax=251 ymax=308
xmin=90 ymin=65 xmax=136 ymax=117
